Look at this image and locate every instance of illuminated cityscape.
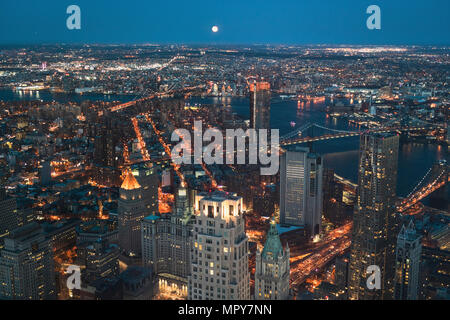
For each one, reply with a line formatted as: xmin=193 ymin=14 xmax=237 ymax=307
xmin=0 ymin=1 xmax=448 ymax=306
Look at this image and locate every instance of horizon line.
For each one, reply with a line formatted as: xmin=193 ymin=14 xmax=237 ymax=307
xmin=0 ymin=42 xmax=449 ymax=48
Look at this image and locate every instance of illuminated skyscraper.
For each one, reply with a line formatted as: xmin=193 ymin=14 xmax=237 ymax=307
xmin=255 ymin=219 xmax=290 ymax=300
xmin=118 ymin=170 xmax=146 ymax=261
xmin=0 ymin=223 xmax=56 ymax=300
xmin=133 ymin=164 xmax=159 ymax=215
xmin=394 ymin=220 xmax=421 ymax=300
xmin=77 ymin=238 xmax=120 ymax=284
xmin=0 ymin=188 xmax=18 ymax=249
xmin=249 ymin=81 xmax=271 ymax=129
xmin=93 ymin=113 xmax=121 ymax=187
xmin=348 ymin=133 xmax=399 ymax=300
xmin=279 ymin=147 xmax=323 ymax=238
xmin=141 ymin=186 xmax=195 ymax=296
xmin=188 ymin=191 xmax=250 ymax=300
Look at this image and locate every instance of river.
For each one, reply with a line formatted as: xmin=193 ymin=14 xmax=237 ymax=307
xmin=1 ymin=89 xmax=447 ymax=199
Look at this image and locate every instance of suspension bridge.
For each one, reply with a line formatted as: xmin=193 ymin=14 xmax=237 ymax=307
xmin=281 ymin=122 xmax=447 ymax=213
xmin=109 ymin=85 xmax=204 ymax=113
xmin=280 ymin=122 xmax=432 ymax=146
xmin=397 ymin=160 xmax=449 ymax=213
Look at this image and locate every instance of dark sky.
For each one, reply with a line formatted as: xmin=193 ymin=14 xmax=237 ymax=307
xmin=0 ymin=0 xmax=449 ymax=45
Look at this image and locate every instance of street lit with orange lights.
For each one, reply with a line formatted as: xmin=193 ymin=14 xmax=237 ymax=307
xmin=131 ymin=116 xmax=151 ymax=162
xmin=246 ymin=211 xmax=353 ymax=295
xmin=144 ymin=113 xmax=186 ymax=185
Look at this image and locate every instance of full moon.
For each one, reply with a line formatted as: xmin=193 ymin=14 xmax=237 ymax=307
xmin=211 ymin=26 xmax=219 ymax=33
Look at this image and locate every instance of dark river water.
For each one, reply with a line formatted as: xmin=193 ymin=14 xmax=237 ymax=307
xmin=1 ymin=89 xmax=448 ymax=199
xmin=188 ymin=96 xmax=448 ymax=199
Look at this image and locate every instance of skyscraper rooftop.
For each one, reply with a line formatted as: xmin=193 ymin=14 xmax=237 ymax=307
xmin=262 ymin=219 xmax=284 ymax=259
xmin=121 ymin=170 xmax=141 ymax=190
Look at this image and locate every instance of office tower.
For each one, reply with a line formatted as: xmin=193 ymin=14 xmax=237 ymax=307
xmin=42 ymin=220 xmax=78 ymax=254
xmin=118 ymin=170 xmax=146 ymax=261
xmin=279 ymin=147 xmax=323 ymax=238
xmin=188 ymin=191 xmax=250 ymax=300
xmin=348 ymin=133 xmax=399 ymax=300
xmin=133 ymin=164 xmax=159 ymax=215
xmin=16 ymin=198 xmax=35 ymax=227
xmin=78 ymin=220 xmax=118 ymax=244
xmin=255 ymin=219 xmax=290 ymax=300
xmin=77 ymin=238 xmax=120 ymax=284
xmin=0 ymin=191 xmax=19 ymax=249
xmin=420 ymin=246 xmax=450 ymax=300
xmin=0 ymin=223 xmax=56 ymax=299
xmin=323 ymin=169 xmax=348 ymax=224
xmin=249 ymin=81 xmax=271 ymax=129
xmin=93 ymin=113 xmax=121 ymax=187
xmin=141 ymin=186 xmax=195 ymax=295
xmin=39 ymin=160 xmax=51 ymax=185
xmin=394 ymin=220 xmax=421 ymax=300
xmin=335 ymin=256 xmax=350 ymax=292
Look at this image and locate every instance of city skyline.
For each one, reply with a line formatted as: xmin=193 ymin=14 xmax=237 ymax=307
xmin=0 ymin=9 xmax=448 ymax=303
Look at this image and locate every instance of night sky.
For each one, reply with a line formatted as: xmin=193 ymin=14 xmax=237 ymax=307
xmin=0 ymin=0 xmax=449 ymax=45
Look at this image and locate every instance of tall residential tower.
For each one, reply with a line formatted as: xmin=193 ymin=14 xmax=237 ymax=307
xmin=0 ymin=223 xmax=56 ymax=299
xmin=394 ymin=220 xmax=421 ymax=300
xmin=249 ymin=81 xmax=271 ymax=129
xmin=188 ymin=191 xmax=250 ymax=300
xmin=133 ymin=164 xmax=159 ymax=216
xmin=348 ymin=133 xmax=399 ymax=300
xmin=141 ymin=186 xmax=195 ymax=296
xmin=118 ymin=170 xmax=146 ymax=262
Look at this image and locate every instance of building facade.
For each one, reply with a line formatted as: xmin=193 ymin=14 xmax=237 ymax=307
xmin=0 ymin=191 xmax=18 ymax=249
xmin=394 ymin=220 xmax=421 ymax=300
xmin=249 ymin=81 xmax=271 ymax=129
xmin=141 ymin=186 xmax=195 ymax=296
xmin=92 ymin=112 xmax=121 ymax=187
xmin=0 ymin=223 xmax=56 ymax=300
xmin=255 ymin=219 xmax=290 ymax=300
xmin=188 ymin=191 xmax=250 ymax=300
xmin=348 ymin=133 xmax=400 ymax=300
xmin=77 ymin=238 xmax=120 ymax=284
xmin=279 ymin=147 xmax=323 ymax=238
xmin=133 ymin=164 xmax=159 ymax=216
xmin=118 ymin=170 xmax=146 ymax=260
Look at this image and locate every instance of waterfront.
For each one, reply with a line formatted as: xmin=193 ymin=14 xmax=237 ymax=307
xmin=189 ymin=96 xmax=448 ymax=199
xmin=0 ymin=89 xmax=447 ymax=199
xmin=0 ymin=88 xmax=133 ymax=104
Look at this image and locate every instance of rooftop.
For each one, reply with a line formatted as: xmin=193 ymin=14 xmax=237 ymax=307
xmin=200 ymin=190 xmax=241 ymax=202
xmin=262 ymin=219 xmax=284 ymax=259
xmin=121 ymin=170 xmax=141 ymax=190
